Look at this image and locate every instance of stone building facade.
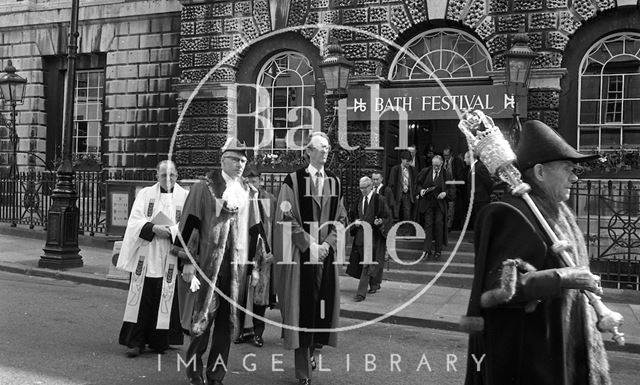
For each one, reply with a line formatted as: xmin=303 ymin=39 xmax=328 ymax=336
xmin=0 ymin=0 xmax=639 ymax=180
xmin=0 ymin=0 xmax=181 ymax=175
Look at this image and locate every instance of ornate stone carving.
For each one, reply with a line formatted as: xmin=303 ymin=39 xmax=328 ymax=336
xmin=209 ymin=101 xmax=229 ymax=115
xmin=368 ymin=42 xmax=389 ymax=60
xmin=406 ymin=0 xmax=427 ymax=24
xmin=496 ymin=14 xmax=526 ymax=33
xmin=181 ymin=21 xmax=195 ymax=36
xmin=194 ymin=52 xmax=221 ymax=67
xmin=288 ymin=0 xmax=309 ymax=26
xmin=527 ymin=32 xmax=543 ymax=50
xmin=464 ymin=0 xmax=487 ymax=28
xmin=343 ymin=43 xmax=368 ymax=60
xmin=572 ymin=0 xmax=597 ymax=21
xmin=354 ymin=24 xmax=379 ymax=41
xmin=447 ymin=0 xmax=469 ymax=21
xmin=547 ymin=31 xmax=569 ymax=51
xmin=559 ymin=11 xmax=582 ymax=34
xmin=234 ymin=1 xmax=252 ymax=16
xmin=514 ymin=0 xmax=542 ymax=11
xmin=211 ymin=3 xmax=233 ymax=17
xmin=195 ymin=20 xmax=223 ymax=35
xmin=390 ymin=5 xmax=412 ymax=35
xmin=211 ymin=36 xmax=232 ymax=50
xmin=182 ymin=4 xmax=210 ymax=21
xmin=547 ymin=0 xmax=568 ymax=9
xmin=344 ymin=8 xmax=368 ymax=24
xmin=380 ymin=24 xmax=398 ymax=43
xmin=528 ymin=89 xmax=560 ymax=110
xmin=475 ymin=16 xmax=495 ymax=40
xmin=179 ymin=53 xmax=194 ymax=68
xmin=180 ymin=36 xmax=210 ymax=52
xmin=532 ymin=51 xmax=562 ymax=68
xmin=529 ymin=12 xmax=558 ymax=30
xmin=369 ymin=6 xmax=389 ymax=23
xmin=489 ymin=0 xmax=509 ymax=14
xmin=486 ymin=34 xmax=507 ymax=53
xmin=253 ymin=0 xmax=271 ymax=34
xmin=595 ymin=0 xmax=615 ymax=11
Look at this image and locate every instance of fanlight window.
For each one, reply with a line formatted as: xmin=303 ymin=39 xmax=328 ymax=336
xmin=389 ymin=28 xmax=492 ymax=80
xmin=255 ymin=51 xmax=316 ymax=153
xmin=578 ymin=33 xmax=640 ymax=151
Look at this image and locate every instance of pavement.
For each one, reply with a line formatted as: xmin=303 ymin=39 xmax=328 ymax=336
xmin=1 ymin=224 xmax=639 ymax=354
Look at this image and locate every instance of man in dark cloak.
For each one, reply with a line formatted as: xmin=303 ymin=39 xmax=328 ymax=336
xmin=273 ymin=132 xmax=348 ymax=385
xmin=463 ymin=120 xmax=610 ymax=385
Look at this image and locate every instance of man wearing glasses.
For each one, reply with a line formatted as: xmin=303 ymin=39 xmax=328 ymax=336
xmin=117 ymin=160 xmax=189 ymax=358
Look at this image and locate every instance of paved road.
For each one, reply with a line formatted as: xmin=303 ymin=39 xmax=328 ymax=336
xmin=0 ymin=271 xmax=638 ymax=385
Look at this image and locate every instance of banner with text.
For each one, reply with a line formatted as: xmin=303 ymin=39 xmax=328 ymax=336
xmin=346 ymin=85 xmax=516 ymax=121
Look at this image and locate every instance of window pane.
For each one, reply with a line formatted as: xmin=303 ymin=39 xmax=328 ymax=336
xmin=623 ymin=100 xmax=640 ymax=124
xmin=601 ymin=127 xmax=621 ymax=148
xmin=272 ymin=88 xmax=288 ymax=107
xmin=580 ymin=101 xmax=599 ymax=124
xmin=579 ymin=128 xmax=599 ymax=150
xmin=580 ymin=76 xmax=600 ymax=99
xmin=622 ymin=127 xmax=640 ymax=145
xmin=625 ymin=75 xmax=640 ymax=98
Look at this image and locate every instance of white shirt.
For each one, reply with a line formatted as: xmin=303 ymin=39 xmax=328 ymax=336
xmin=362 ymin=190 xmax=374 ymax=215
xmin=221 ymin=170 xmax=250 ymax=264
xmin=307 ymin=164 xmax=325 ymax=194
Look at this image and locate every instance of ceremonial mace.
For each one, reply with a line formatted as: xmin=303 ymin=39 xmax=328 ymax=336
xmin=459 ymin=110 xmax=625 ymax=346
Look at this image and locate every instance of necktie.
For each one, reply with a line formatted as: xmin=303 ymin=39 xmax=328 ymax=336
xmin=363 ymin=196 xmax=369 ymax=217
xmin=434 ymin=170 xmax=439 ymax=181
xmin=315 ymin=171 xmax=324 ymax=197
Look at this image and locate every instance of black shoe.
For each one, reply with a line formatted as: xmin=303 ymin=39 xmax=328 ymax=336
xmin=208 ymin=380 xmax=223 ymax=385
xmin=126 ymin=346 xmax=143 ymax=358
xmin=367 ymin=288 xmax=378 ymax=294
xmin=253 ymin=335 xmax=264 ymax=348
xmin=352 ymin=295 xmax=365 ymax=302
xmin=187 ymin=376 xmax=204 ymax=385
xmin=234 ymin=334 xmax=253 ymax=344
xmin=298 ymin=379 xmax=311 ymax=385
xmin=433 ymin=252 xmax=441 ymax=261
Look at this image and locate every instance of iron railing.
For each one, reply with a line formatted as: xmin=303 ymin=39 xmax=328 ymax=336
xmin=568 ymin=179 xmax=640 ymax=290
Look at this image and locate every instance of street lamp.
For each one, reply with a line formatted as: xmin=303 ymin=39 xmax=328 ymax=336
xmin=0 ymin=60 xmax=27 ymax=176
xmin=0 ymin=60 xmax=27 ymax=227
xmin=320 ymin=39 xmax=353 ymax=99
xmin=40 ymin=0 xmax=83 ymax=269
xmin=505 ymin=32 xmax=536 ymax=146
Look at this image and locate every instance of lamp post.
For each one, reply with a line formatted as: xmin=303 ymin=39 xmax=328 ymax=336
xmin=0 ymin=60 xmax=27 ymax=227
xmin=505 ymin=32 xmax=536 ymax=146
xmin=40 ymin=0 xmax=83 ymax=268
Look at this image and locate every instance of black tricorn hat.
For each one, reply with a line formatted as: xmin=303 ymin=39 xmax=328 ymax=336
xmin=516 ymin=120 xmax=600 ymax=170
xmin=243 ymin=162 xmax=260 ymax=178
xmin=221 ymin=136 xmax=248 ymax=157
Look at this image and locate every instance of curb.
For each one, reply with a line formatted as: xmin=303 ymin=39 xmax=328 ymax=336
xmin=1 ymin=261 xmax=638 ymax=355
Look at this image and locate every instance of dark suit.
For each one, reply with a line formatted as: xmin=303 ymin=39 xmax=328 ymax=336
xmin=374 ymin=183 xmax=394 ymax=218
xmin=388 ymin=163 xmax=416 ymax=221
xmin=415 ymin=167 xmax=453 ymax=254
xmin=347 ymin=192 xmax=391 ymax=298
xmin=468 ymin=160 xmax=494 ymax=230
xmin=443 ymin=155 xmax=466 ymax=229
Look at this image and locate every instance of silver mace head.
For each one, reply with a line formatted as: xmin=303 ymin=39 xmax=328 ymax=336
xmin=458 ymin=110 xmax=524 ymax=190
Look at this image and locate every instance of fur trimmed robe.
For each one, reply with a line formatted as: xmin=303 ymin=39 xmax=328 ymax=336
xmin=171 ymin=171 xmax=250 ymax=339
xmin=464 ymin=194 xmax=610 ymax=385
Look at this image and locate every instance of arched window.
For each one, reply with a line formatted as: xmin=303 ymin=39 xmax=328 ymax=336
xmin=389 ymin=28 xmax=492 ymax=81
xmin=255 ymin=51 xmax=316 ymax=153
xmin=578 ymin=33 xmax=640 ymax=151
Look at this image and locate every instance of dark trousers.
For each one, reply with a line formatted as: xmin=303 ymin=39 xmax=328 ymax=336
xmin=294 ymin=332 xmax=315 ymax=380
xmin=185 ymin=268 xmax=232 ymax=383
xmin=356 ymin=269 xmax=380 ymax=298
xmin=421 ymin=204 xmax=444 ymax=253
xmin=253 ymin=304 xmax=267 ymax=338
xmin=119 ymin=276 xmax=183 ymax=351
xmin=398 ymin=192 xmax=413 ymax=221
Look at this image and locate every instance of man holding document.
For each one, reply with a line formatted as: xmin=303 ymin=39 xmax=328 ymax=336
xmin=117 ymin=160 xmax=189 ymax=357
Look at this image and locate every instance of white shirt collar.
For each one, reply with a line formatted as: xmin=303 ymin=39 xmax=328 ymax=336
xmin=307 ymin=164 xmax=325 ymax=177
xmin=221 ymin=170 xmax=240 ymax=184
xmin=365 ymin=190 xmax=374 ymax=201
